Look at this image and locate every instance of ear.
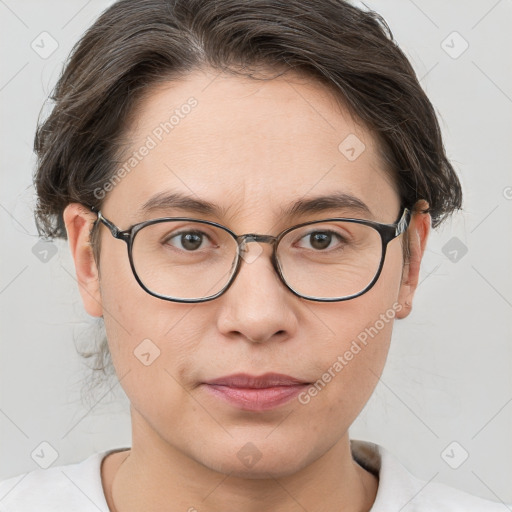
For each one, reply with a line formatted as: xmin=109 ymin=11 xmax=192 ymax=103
xmin=63 ymin=203 xmax=103 ymax=317
xmin=396 ymin=201 xmax=431 ymax=319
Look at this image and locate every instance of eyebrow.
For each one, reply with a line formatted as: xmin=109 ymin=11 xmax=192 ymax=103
xmin=138 ymin=192 xmax=221 ymax=217
xmin=137 ymin=191 xmax=372 ymax=220
xmin=282 ymin=192 xmax=372 ymax=218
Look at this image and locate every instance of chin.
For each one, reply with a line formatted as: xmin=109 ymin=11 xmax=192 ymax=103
xmin=193 ymin=440 xmax=317 ymax=480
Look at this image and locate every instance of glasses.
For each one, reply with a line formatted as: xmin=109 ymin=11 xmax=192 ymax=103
xmin=90 ymin=206 xmax=410 ymax=303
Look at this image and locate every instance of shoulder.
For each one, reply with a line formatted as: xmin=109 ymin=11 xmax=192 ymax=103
xmin=0 ymin=448 xmax=129 ymax=512
xmin=395 ymin=476 xmax=508 ymax=511
xmin=351 ymin=440 xmax=510 ymax=511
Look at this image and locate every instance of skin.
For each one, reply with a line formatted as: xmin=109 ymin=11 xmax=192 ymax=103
xmin=63 ymin=68 xmax=430 ymax=512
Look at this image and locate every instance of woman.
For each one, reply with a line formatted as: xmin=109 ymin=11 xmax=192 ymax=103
xmin=0 ymin=0 xmax=507 ymax=510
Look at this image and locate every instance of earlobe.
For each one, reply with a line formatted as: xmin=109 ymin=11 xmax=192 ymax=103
xmin=63 ymin=203 xmax=103 ymax=317
xmin=396 ymin=202 xmax=431 ymax=319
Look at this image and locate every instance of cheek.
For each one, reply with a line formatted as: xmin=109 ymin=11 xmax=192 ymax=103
xmin=99 ymin=294 xmax=214 ymax=436
xmin=300 ymin=304 xmax=394 ymax=415
xmin=96 ymin=242 xmax=211 ymax=399
xmin=299 ymin=241 xmax=404 ymax=415
xmin=100 ymin=290 xmax=207 ymax=376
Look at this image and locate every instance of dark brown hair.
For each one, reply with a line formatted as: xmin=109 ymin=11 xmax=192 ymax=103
xmin=35 ymin=0 xmax=462 ymax=236
xmin=33 ymin=0 xmax=462 ymax=390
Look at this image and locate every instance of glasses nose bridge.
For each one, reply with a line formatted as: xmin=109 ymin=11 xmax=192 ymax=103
xmin=236 ymin=233 xmax=278 ymax=249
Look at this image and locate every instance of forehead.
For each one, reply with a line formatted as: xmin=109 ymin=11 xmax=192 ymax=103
xmin=105 ymin=68 xmax=399 ymax=227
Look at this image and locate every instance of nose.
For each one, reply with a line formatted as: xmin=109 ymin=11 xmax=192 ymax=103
xmin=215 ymin=241 xmax=299 ymax=344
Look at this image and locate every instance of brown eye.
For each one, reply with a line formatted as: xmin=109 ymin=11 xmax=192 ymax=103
xmin=180 ymin=232 xmax=203 ymax=251
xmin=309 ymin=232 xmax=332 ymax=250
xmin=166 ymin=231 xmax=209 ymax=251
xmin=297 ymin=230 xmax=343 ymax=251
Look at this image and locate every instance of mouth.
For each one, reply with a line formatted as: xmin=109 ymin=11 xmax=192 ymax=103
xmin=202 ymin=373 xmax=311 ymax=412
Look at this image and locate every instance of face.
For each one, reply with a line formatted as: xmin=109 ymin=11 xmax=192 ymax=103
xmin=65 ymin=68 xmax=428 ymax=478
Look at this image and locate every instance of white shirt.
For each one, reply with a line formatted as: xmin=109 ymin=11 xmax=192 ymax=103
xmin=0 ymin=440 xmax=507 ymax=511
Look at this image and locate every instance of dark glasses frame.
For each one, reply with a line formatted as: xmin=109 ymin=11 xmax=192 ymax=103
xmin=90 ymin=205 xmax=411 ymax=303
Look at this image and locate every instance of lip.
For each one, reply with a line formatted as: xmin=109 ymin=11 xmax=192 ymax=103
xmin=202 ymin=373 xmax=310 ymax=412
xmin=204 ymin=372 xmax=309 ymax=388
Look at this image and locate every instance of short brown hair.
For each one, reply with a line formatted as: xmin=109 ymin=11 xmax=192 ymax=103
xmin=35 ymin=0 xmax=461 ymax=239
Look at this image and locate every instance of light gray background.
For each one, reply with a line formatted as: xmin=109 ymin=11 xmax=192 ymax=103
xmin=1 ymin=0 xmax=511 ymax=504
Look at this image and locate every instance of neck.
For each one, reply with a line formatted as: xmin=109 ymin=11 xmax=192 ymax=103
xmin=108 ymin=410 xmax=378 ymax=512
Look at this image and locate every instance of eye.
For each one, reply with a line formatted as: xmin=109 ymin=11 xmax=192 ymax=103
xmin=165 ymin=230 xmax=212 ymax=251
xmin=297 ymin=230 xmax=345 ymax=251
